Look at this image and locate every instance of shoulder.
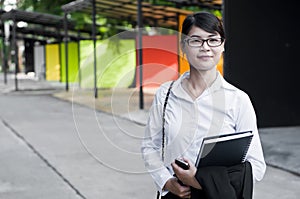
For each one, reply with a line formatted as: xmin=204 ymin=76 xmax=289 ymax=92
xmin=221 ymin=78 xmax=253 ymax=107
xmin=222 ymin=78 xmax=250 ymax=98
xmin=154 ymin=80 xmax=175 ymax=104
xmin=156 ymin=80 xmax=175 ymax=96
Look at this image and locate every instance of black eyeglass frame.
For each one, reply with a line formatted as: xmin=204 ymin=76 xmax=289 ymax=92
xmin=184 ymin=37 xmax=224 ymax=48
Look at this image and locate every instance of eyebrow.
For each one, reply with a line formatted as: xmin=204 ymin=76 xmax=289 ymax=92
xmin=190 ymin=34 xmax=218 ymax=38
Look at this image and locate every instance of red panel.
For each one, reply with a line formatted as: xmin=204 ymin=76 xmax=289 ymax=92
xmin=136 ymin=35 xmax=179 ymax=88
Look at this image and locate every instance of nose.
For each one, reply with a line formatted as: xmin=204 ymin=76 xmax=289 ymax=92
xmin=199 ymin=41 xmax=210 ymax=51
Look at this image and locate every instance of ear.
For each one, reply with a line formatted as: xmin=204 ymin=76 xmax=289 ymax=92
xmin=222 ymin=39 xmax=226 ymax=53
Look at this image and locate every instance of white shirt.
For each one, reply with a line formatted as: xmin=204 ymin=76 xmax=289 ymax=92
xmin=141 ymin=71 xmax=266 ymax=195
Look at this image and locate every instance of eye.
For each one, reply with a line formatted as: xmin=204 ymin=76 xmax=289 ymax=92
xmin=189 ymin=39 xmax=201 ymax=44
xmin=208 ymin=38 xmax=219 ymax=43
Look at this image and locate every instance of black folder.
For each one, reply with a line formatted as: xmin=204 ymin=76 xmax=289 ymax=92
xmin=195 ymin=131 xmax=253 ymax=168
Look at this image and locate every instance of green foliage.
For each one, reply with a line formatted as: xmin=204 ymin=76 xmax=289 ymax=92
xmin=147 ymin=0 xmax=174 ymax=6
xmin=16 ymin=0 xmax=133 ymax=38
xmin=17 ymin=0 xmax=73 ymax=15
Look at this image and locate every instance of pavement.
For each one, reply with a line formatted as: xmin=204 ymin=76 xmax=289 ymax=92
xmin=0 ymin=72 xmax=300 ymax=199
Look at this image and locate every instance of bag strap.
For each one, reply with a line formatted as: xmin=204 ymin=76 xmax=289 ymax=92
xmin=161 ymin=80 xmax=175 ymax=161
xmin=157 ymin=80 xmax=175 ymax=199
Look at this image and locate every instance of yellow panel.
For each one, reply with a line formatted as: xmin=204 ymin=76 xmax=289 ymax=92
xmin=45 ymin=44 xmax=60 ymax=81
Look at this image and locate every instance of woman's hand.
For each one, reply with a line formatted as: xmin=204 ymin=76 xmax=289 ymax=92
xmin=164 ymin=177 xmax=191 ymax=198
xmin=171 ymin=158 xmax=202 ymax=190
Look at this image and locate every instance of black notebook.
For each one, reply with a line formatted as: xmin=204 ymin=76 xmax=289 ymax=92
xmin=195 ymin=131 xmax=253 ymax=168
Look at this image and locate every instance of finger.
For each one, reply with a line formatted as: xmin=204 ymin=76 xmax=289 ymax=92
xmin=185 ymin=192 xmax=191 ymax=199
xmin=171 ymin=162 xmax=176 ymax=169
xmin=182 ymin=158 xmax=197 ymax=174
xmin=180 ymin=190 xmax=191 ymax=199
xmin=178 ymin=184 xmax=190 ymax=191
xmin=172 ymin=162 xmax=180 ymax=172
xmin=182 ymin=157 xmax=192 ymax=165
xmin=185 ymin=189 xmax=191 ymax=198
xmin=182 ymin=157 xmax=189 ymax=161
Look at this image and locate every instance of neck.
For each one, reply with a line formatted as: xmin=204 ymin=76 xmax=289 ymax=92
xmin=189 ymin=68 xmax=217 ymax=90
xmin=183 ymin=68 xmax=218 ymax=100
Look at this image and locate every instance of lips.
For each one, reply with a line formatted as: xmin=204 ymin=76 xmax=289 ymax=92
xmin=197 ymin=55 xmax=212 ymax=59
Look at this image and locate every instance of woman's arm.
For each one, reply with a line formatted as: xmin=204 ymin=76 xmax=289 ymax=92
xmin=141 ymin=82 xmax=175 ymax=194
xmin=235 ymin=92 xmax=266 ymax=182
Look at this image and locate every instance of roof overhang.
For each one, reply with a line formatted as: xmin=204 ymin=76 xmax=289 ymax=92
xmin=0 ymin=9 xmax=91 ymax=41
xmin=1 ymin=9 xmax=73 ymax=28
xmin=62 ymin=0 xmax=211 ymax=28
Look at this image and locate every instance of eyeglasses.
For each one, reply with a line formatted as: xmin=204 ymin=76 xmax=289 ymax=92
xmin=185 ymin=37 xmax=224 ymax=47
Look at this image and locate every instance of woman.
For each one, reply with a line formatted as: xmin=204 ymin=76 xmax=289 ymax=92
xmin=141 ymin=11 xmax=266 ymax=198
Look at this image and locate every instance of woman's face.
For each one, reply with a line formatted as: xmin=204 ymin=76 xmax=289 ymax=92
xmin=183 ymin=26 xmax=224 ymax=72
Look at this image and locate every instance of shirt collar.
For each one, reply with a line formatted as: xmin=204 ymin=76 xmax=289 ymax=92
xmin=171 ymin=71 xmax=236 ymax=102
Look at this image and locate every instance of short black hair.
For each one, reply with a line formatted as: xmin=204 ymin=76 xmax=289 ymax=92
xmin=181 ymin=11 xmax=225 ymax=42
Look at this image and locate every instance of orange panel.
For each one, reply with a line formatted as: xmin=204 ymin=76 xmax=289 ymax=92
xmin=179 ymin=14 xmax=190 ymax=75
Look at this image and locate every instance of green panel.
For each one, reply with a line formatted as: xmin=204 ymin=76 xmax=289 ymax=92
xmin=80 ymin=39 xmax=136 ymax=88
xmin=79 ymin=40 xmax=97 ymax=88
xmin=60 ymin=42 xmax=79 ymax=83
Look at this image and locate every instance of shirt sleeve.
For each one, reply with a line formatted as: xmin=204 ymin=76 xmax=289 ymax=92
xmin=141 ymin=83 xmax=173 ymax=194
xmin=235 ymin=92 xmax=266 ymax=182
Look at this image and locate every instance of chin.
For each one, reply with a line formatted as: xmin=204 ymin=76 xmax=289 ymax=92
xmin=192 ymin=65 xmax=215 ymax=72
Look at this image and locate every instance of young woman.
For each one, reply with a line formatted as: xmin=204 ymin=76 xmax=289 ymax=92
xmin=141 ymin=11 xmax=266 ymax=199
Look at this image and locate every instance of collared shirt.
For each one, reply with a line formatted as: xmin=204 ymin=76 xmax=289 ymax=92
xmin=141 ymin=71 xmax=266 ymax=195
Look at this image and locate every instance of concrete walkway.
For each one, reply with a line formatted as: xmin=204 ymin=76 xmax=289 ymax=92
xmin=0 ymin=73 xmax=299 ymax=199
